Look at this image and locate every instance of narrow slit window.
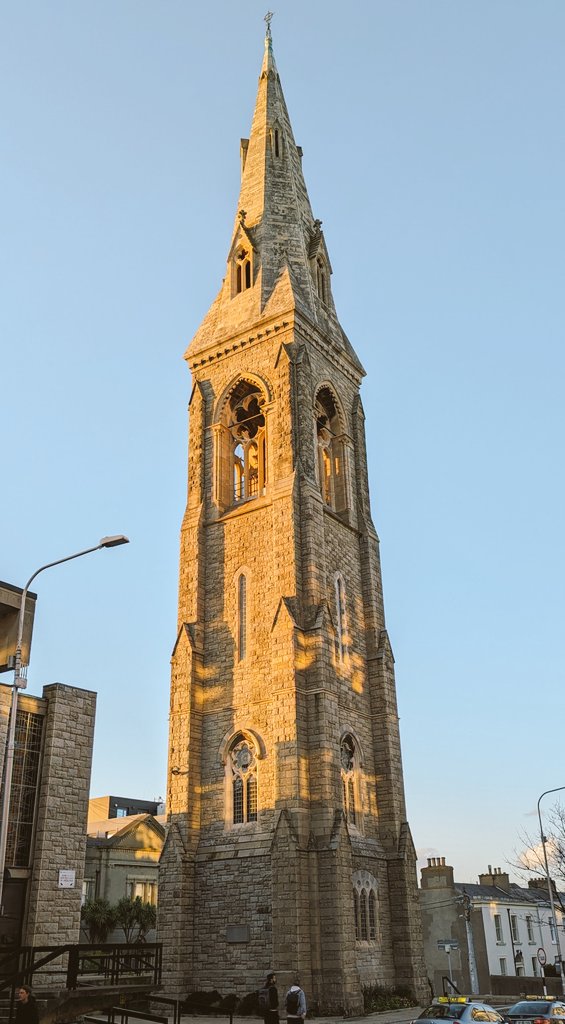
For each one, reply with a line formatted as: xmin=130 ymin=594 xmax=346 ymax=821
xmin=274 ymin=129 xmax=280 ymax=157
xmin=238 ymin=573 xmax=247 ymax=661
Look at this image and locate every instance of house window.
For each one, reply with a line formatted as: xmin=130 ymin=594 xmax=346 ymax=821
xmin=237 ymin=573 xmax=247 ymax=661
xmin=494 ymin=914 xmax=504 ymax=942
xmin=82 ymin=878 xmax=95 ymax=905
xmin=531 ymin=956 xmax=538 ymax=976
xmin=499 ymin=958 xmax=507 ymax=975
xmin=341 ymin=734 xmax=358 ymax=826
xmin=511 ymin=914 xmax=520 ymax=942
xmin=228 ymin=735 xmax=258 ymax=825
xmin=3 ymin=709 xmax=43 ymax=868
xmin=126 ymin=880 xmax=157 ymax=905
xmin=526 ymin=915 xmax=534 ymax=942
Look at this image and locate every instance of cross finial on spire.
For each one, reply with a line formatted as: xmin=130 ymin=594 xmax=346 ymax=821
xmin=264 ymin=11 xmax=274 ymax=39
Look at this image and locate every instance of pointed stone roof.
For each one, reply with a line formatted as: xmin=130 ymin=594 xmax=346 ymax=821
xmin=186 ymin=24 xmax=364 ymax=375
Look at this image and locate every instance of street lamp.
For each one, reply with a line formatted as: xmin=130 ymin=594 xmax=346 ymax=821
xmin=0 ymin=535 xmax=129 ymax=913
xmin=538 ymin=786 xmax=565 ymax=996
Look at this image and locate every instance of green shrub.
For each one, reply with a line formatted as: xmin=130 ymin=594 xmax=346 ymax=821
xmin=362 ymin=984 xmax=416 ymax=1013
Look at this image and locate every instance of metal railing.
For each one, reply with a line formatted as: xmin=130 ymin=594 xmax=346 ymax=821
xmin=0 ymin=942 xmax=162 ymax=993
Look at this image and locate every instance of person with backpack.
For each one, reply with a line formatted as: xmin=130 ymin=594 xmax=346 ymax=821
xmin=258 ymin=972 xmax=279 ymax=1024
xmin=285 ymin=978 xmax=306 ymax=1022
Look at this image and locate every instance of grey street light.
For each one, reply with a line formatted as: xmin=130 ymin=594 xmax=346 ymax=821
xmin=537 ymin=786 xmax=565 ymax=996
xmin=0 ymin=535 xmax=129 ymax=913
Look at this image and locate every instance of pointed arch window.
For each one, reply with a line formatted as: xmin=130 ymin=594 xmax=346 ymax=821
xmin=341 ymin=733 xmax=359 ymax=827
xmin=368 ymin=890 xmax=377 ymax=940
xmin=215 ymin=380 xmax=267 ymax=510
xmin=234 ymin=246 xmax=252 ymax=295
xmin=237 ymin=573 xmax=247 ymax=661
xmin=352 ymin=872 xmax=379 ymax=943
xmin=314 ymin=387 xmax=349 ymax=514
xmin=227 ymin=735 xmax=258 ymax=825
xmin=316 ymin=257 xmax=328 ymax=304
xmin=335 ymin=573 xmax=348 ymax=663
xmin=353 ymin=889 xmax=360 ymax=941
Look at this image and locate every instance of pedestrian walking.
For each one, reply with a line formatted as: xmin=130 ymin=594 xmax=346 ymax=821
xmin=15 ymin=986 xmax=38 ymax=1024
xmin=285 ymin=978 xmax=306 ymax=1022
xmin=258 ymin=972 xmax=279 ymax=1024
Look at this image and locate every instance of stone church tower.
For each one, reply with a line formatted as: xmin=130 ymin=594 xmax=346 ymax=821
xmin=159 ymin=23 xmax=426 ymax=1014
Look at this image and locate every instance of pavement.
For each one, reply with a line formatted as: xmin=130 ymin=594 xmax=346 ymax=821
xmin=174 ymin=1010 xmax=423 ymax=1024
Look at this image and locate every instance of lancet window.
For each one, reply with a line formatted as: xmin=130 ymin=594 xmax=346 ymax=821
xmin=234 ymin=246 xmax=252 ymax=294
xmin=316 ymin=257 xmax=328 ymax=304
xmin=228 ymin=735 xmax=258 ymax=825
xmin=237 ymin=573 xmax=247 ymax=661
xmin=314 ymin=387 xmax=348 ymax=513
xmin=335 ymin=573 xmax=348 ymax=663
xmin=352 ymin=872 xmax=378 ymax=942
xmin=341 ymin=733 xmax=358 ymax=826
xmin=215 ymin=380 xmax=267 ymax=509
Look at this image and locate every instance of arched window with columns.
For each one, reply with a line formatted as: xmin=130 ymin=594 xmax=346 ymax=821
xmin=224 ymin=732 xmax=260 ymax=826
xmin=314 ymin=386 xmax=350 ymax=514
xmin=214 ymin=378 xmax=268 ymax=511
xmin=352 ymin=871 xmax=379 ymax=943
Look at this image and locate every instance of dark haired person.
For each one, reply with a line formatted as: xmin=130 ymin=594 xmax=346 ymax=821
xmin=259 ymin=972 xmax=279 ymax=1024
xmin=16 ymin=986 xmax=39 ymax=1024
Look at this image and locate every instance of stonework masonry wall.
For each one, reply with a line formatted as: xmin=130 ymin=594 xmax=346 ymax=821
xmin=25 ymin=683 xmax=96 ymax=947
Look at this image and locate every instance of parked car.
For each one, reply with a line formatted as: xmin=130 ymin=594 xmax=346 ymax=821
xmin=413 ymin=998 xmax=505 ymax=1024
xmin=504 ymin=1000 xmax=565 ymax=1024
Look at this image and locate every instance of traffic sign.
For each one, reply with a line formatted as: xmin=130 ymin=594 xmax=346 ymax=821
xmin=538 ymin=948 xmax=547 ymax=966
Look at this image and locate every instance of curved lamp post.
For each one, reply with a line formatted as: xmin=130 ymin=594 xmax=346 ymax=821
xmin=0 ymin=535 xmax=129 ymax=913
xmin=538 ymin=785 xmax=565 ymax=995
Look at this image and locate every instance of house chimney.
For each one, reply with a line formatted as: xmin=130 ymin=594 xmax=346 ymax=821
xmin=479 ymin=866 xmax=511 ymax=891
xmin=421 ymin=857 xmax=454 ymax=890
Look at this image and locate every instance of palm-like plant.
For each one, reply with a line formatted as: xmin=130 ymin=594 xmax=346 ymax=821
xmin=81 ymin=899 xmax=116 ymax=943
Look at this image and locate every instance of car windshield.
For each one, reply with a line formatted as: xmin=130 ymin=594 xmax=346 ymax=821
xmin=420 ymin=1007 xmax=468 ymax=1020
xmin=509 ymin=1005 xmax=552 ymax=1016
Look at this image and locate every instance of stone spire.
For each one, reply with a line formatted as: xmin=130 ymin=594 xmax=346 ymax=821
xmin=187 ymin=23 xmax=362 ymax=372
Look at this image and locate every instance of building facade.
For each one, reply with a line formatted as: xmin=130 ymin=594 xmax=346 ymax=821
xmin=84 ymin=810 xmax=164 ymax=907
xmin=0 ymin=683 xmax=96 ymax=950
xmin=420 ymin=858 xmax=565 ymax=996
xmin=159 ymin=25 xmax=426 ymax=1013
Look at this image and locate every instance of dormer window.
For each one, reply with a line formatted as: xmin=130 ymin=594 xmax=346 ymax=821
xmin=234 ymin=247 xmax=252 ymax=294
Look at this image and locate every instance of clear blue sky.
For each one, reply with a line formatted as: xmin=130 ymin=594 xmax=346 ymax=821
xmin=2 ymin=1 xmax=564 ymax=884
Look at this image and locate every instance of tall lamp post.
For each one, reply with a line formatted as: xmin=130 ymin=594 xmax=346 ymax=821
xmin=0 ymin=535 xmax=129 ymax=913
xmin=538 ymin=785 xmax=565 ymax=996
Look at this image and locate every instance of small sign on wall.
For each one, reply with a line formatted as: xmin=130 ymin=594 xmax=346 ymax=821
xmin=58 ymin=869 xmax=76 ymax=889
